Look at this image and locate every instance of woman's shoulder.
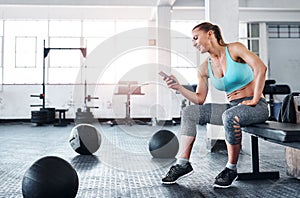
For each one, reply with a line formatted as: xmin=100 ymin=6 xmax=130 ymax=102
xmin=197 ymin=58 xmax=209 ymax=77
xmin=227 ymin=42 xmax=247 ymax=51
xmin=227 ymin=42 xmax=249 ymax=60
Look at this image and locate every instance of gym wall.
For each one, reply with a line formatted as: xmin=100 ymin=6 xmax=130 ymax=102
xmin=268 ymin=38 xmax=300 ymax=93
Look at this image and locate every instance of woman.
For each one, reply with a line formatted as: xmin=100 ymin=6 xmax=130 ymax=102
xmin=161 ymin=22 xmax=269 ymax=188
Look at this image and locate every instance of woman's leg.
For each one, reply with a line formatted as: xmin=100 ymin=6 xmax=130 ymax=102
xmin=214 ymin=98 xmax=269 ymax=188
xmin=176 ymin=105 xmax=200 ymax=161
xmin=162 ymin=103 xmax=229 ymax=184
xmin=178 ymin=135 xmax=196 ymax=159
xmin=178 ymin=103 xmax=228 ymax=160
xmin=223 ymin=98 xmax=269 ymax=164
xmin=227 ymin=144 xmax=241 ymax=164
xmin=226 ymin=115 xmax=242 ymax=165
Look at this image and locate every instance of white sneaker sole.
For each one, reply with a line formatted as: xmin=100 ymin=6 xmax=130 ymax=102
xmin=162 ymin=170 xmax=194 ymax=185
xmin=213 ymin=176 xmax=238 ymax=188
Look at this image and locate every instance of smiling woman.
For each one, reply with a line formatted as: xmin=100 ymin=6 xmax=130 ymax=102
xmin=161 ymin=21 xmax=269 ymax=188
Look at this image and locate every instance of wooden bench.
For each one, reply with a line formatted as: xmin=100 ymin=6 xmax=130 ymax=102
xmin=238 ymin=121 xmax=300 ymax=180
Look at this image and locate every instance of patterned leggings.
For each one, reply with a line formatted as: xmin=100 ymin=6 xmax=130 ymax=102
xmin=180 ymin=97 xmax=269 ymax=145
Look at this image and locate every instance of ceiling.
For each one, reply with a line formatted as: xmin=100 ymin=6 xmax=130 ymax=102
xmin=0 ymin=0 xmax=299 ymax=21
xmin=0 ymin=0 xmax=299 ymax=8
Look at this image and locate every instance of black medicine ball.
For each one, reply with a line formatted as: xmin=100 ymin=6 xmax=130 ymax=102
xmin=69 ymin=123 xmax=101 ymax=155
xmin=22 ymin=156 xmax=79 ymax=198
xmin=149 ymin=129 xmax=179 ymax=158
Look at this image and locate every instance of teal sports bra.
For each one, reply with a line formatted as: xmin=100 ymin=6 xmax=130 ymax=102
xmin=207 ymin=46 xmax=254 ymax=94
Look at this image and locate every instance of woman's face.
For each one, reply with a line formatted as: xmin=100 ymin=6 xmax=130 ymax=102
xmin=192 ymin=29 xmax=210 ymax=53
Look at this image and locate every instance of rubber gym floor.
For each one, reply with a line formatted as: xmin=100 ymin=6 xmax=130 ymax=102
xmin=0 ymin=121 xmax=299 ymax=198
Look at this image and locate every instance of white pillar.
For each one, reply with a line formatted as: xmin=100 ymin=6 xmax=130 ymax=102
xmin=156 ymin=6 xmax=172 ymax=73
xmin=155 ymin=5 xmax=173 ymax=121
xmin=204 ymin=0 xmax=239 ymax=151
xmin=205 ymin=0 xmax=239 ymax=43
xmin=259 ymin=23 xmax=269 ymax=73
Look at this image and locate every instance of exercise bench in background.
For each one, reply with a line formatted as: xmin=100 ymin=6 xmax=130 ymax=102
xmin=54 ymin=109 xmax=69 ymax=127
xmin=263 ymin=79 xmax=290 ymax=121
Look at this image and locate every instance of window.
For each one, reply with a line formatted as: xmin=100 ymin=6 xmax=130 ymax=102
xmin=83 ymin=20 xmax=115 ymax=55
xmin=248 ymin=23 xmax=259 ymax=38
xmin=268 ymin=24 xmax=300 ymax=38
xmin=115 ymin=20 xmax=146 ymax=34
xmin=1 ymin=19 xmax=156 ymax=84
xmin=15 ymin=36 xmax=37 ymax=68
xmin=170 ymin=21 xmax=201 ymax=84
xmin=0 ymin=37 xmax=2 ymax=89
xmin=49 ymin=20 xmax=81 ymax=37
xmin=290 ymin=25 xmax=300 ymax=38
xmin=3 ymin=20 xmax=47 ymax=84
xmin=48 ymin=37 xmax=83 ymax=68
xmin=247 ymin=23 xmax=260 ymax=56
xmin=0 ymin=36 xmax=3 ymax=68
xmin=239 ymin=23 xmax=248 ymax=47
xmin=0 ymin=20 xmax=3 ymax=68
xmin=83 ymin=20 xmax=115 ymax=37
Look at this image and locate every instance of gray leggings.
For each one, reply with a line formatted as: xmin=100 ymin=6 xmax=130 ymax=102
xmin=181 ymin=97 xmax=269 ymax=145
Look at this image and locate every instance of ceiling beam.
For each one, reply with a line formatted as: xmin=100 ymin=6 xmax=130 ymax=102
xmin=156 ymin=0 xmax=176 ymax=6
xmin=0 ymin=0 xmax=157 ymax=7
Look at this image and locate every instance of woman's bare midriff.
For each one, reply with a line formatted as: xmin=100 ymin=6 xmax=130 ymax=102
xmin=226 ymin=81 xmax=263 ymax=102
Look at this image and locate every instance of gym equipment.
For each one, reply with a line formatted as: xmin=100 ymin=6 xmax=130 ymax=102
xmin=30 ymin=108 xmax=55 ymax=125
xmin=69 ymin=123 xmax=101 ymax=155
xmin=148 ymin=129 xmax=179 ymax=158
xmin=239 ymin=121 xmax=300 ymax=180
xmin=112 ymin=81 xmax=145 ymax=126
xmin=30 ymin=40 xmax=86 ymax=125
xmin=74 ymin=81 xmax=99 ymax=125
xmin=30 ymin=107 xmax=56 ymax=125
xmin=22 ymin=156 xmax=79 ymax=198
xmin=44 ymin=107 xmax=56 ymax=123
xmin=75 ymin=107 xmax=95 ymax=125
xmin=263 ymin=79 xmax=290 ymax=121
xmin=54 ymin=108 xmax=69 ymax=127
xmin=30 ymin=109 xmax=49 ymax=125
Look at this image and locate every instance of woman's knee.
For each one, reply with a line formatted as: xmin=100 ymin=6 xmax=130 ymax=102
xmin=181 ymin=105 xmax=200 ymax=121
xmin=222 ymin=111 xmax=242 ymax=145
xmin=180 ymin=105 xmax=200 ymax=137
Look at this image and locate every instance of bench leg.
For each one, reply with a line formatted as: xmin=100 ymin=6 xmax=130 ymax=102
xmin=237 ymin=135 xmax=280 ymax=180
xmin=54 ymin=111 xmax=68 ymax=127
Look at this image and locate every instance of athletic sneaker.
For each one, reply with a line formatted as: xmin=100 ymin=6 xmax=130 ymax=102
xmin=213 ymin=167 xmax=238 ymax=188
xmin=162 ymin=162 xmax=194 ymax=184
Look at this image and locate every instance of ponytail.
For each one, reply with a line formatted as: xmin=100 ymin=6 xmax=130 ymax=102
xmin=192 ymin=22 xmax=226 ymax=46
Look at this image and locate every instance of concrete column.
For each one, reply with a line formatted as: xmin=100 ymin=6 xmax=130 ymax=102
xmin=204 ymin=0 xmax=239 ymax=151
xmin=156 ymin=5 xmax=173 ymax=120
xmin=156 ymin=6 xmax=171 ymax=67
xmin=205 ymin=0 xmax=239 ymax=43
xmin=259 ymin=23 xmax=269 ymax=72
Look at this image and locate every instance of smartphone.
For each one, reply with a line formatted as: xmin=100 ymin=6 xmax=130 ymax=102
xmin=158 ymin=71 xmax=176 ymax=84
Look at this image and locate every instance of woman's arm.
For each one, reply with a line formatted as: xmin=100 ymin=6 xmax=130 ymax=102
xmin=166 ymin=60 xmax=209 ymax=105
xmin=230 ymin=42 xmax=267 ymax=105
